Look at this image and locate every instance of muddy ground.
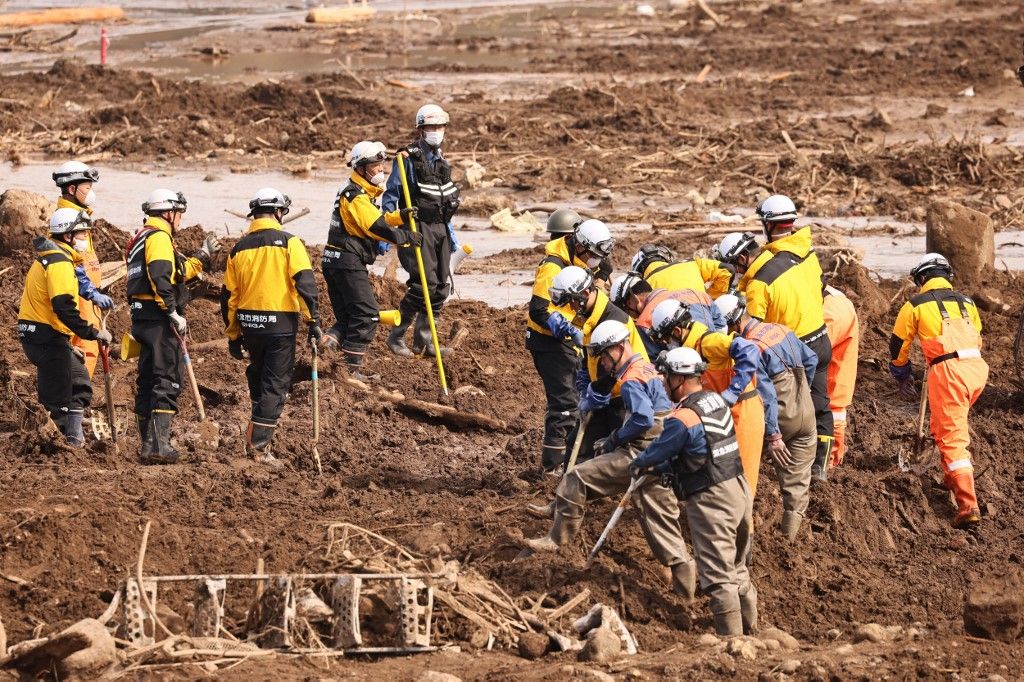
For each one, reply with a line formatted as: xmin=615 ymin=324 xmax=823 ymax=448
xmin=2 ymin=0 xmax=1024 ymax=679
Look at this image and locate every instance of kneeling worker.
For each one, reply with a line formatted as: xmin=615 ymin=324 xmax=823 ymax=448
xmin=631 ymin=347 xmax=757 ymax=636
xmin=524 ymin=320 xmax=697 ymax=599
xmin=18 ymin=209 xmax=112 ymax=445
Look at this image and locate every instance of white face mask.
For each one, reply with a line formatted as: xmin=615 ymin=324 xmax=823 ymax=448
xmin=586 ymin=256 xmax=602 ymax=269
xmin=370 ymin=171 xmax=387 ymax=187
xmin=423 ymin=130 xmax=445 ymax=147
xmin=73 ymin=237 xmax=90 ymax=252
xmin=82 ymin=189 xmax=96 ymax=207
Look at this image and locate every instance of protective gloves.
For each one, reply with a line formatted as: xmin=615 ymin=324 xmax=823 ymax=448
xmin=168 ymin=311 xmax=187 ymax=335
xmin=76 ymin=266 xmax=113 ymax=309
xmin=579 ymin=384 xmax=611 ymax=414
xmin=545 ymin=312 xmax=583 ymax=346
xmin=95 ymin=329 xmax=113 ymax=345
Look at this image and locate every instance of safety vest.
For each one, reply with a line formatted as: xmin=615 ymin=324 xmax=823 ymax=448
xmin=126 ymin=217 xmax=198 ymax=320
xmin=671 ymin=390 xmax=743 ymax=497
xmin=642 ymin=258 xmax=730 ymax=296
xmin=324 ymin=172 xmax=405 ymax=267
xmin=525 ymin=236 xmax=588 ymax=337
xmin=403 ymin=142 xmax=460 ymax=224
xmin=582 ymin=292 xmax=649 ymax=395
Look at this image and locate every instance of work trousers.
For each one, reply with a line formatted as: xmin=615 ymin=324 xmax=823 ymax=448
xmin=398 ymin=220 xmax=452 ymax=313
xmin=802 ymin=332 xmax=834 ymax=441
xmin=527 ymin=331 xmax=580 ymax=460
xmin=549 ymin=430 xmax=691 ymax=568
xmin=243 ymin=334 xmax=296 ymax=427
xmin=325 ymin=265 xmax=379 ymax=363
xmin=132 ymin=316 xmax=183 ymax=416
xmin=930 ymin=357 xmax=988 ymax=514
xmin=772 ymin=368 xmax=817 ymax=518
xmin=686 ymin=475 xmax=755 ymax=623
xmin=22 ymin=338 xmax=92 ymax=421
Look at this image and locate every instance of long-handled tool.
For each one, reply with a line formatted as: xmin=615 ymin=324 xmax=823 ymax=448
xmin=311 ymin=339 xmax=323 ymax=476
xmin=395 ymin=152 xmax=449 ymax=397
xmin=585 ymin=475 xmax=648 ymax=569
xmin=171 ymin=327 xmax=205 ymax=421
xmin=912 ymin=372 xmax=929 ymax=466
xmin=97 ymin=307 xmax=118 ymax=451
xmin=563 ymin=413 xmax=592 ymax=474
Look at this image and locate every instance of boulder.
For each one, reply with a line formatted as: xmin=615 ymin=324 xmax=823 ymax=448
xmin=0 ymin=188 xmax=49 ymax=256
xmin=416 ymin=672 xmax=461 ymax=682
xmin=760 ymin=626 xmax=799 ymax=651
xmin=579 ymin=626 xmax=622 ymax=663
xmin=517 ymin=631 xmax=550 ymax=660
xmin=925 ymin=201 xmax=994 ymax=284
xmin=964 ymin=571 xmax=1024 ymax=642
xmin=853 ymin=623 xmax=902 ymax=643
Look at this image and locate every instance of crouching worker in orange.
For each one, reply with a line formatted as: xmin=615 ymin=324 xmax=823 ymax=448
xmin=649 ymin=299 xmax=765 ymax=495
xmin=889 ymin=253 xmax=987 ymax=529
xmin=630 ymin=347 xmax=757 ymax=636
xmin=823 ymin=283 xmax=859 ymax=474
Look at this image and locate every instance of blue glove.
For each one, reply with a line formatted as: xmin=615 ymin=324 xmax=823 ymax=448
xmin=545 ymin=312 xmax=583 ymax=346
xmin=579 ymin=385 xmax=611 ymax=414
xmin=375 ymin=241 xmax=391 ymax=256
xmin=76 ymin=265 xmax=113 ymax=309
xmin=889 ymin=361 xmax=912 ymax=381
xmin=447 ymin=221 xmax=459 ymax=254
xmin=720 ymin=388 xmax=739 ymax=407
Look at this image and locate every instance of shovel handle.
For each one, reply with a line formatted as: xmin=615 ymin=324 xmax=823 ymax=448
xmin=172 ymin=328 xmax=206 ymax=422
xmin=585 ymin=476 xmax=646 ymax=568
xmin=913 ymin=372 xmax=929 ymax=460
xmin=564 ymin=412 xmax=592 ymax=474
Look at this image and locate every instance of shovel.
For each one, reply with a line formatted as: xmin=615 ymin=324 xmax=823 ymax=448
xmin=172 ymin=327 xmax=206 ymax=421
xmin=585 ymin=476 xmax=649 ymax=569
xmin=310 ymin=339 xmax=323 ymax=476
xmin=97 ymin=307 xmax=118 ymax=451
xmin=563 ymin=413 xmax=592 ymax=475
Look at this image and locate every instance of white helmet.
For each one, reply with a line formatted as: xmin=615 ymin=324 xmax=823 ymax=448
xmin=349 ymin=140 xmax=387 ymax=168
xmin=587 ymin=320 xmax=630 ymax=355
xmin=549 ymin=265 xmax=594 ymax=307
xmin=650 ymin=299 xmax=693 ymax=343
xmin=629 ymin=243 xmax=674 ymax=275
xmin=142 ymin=189 xmax=187 ymax=214
xmin=610 ymin=273 xmax=643 ymax=309
xmin=52 ymin=161 xmax=99 ymax=187
xmin=659 ymin=346 xmax=707 ymax=377
xmin=575 ymin=219 xmax=614 ymax=258
xmin=248 ymin=187 xmax=291 ymax=218
xmin=756 ymin=194 xmax=798 ymax=238
xmin=715 ymin=231 xmax=758 ymax=264
xmin=416 ymin=104 xmax=450 ymax=127
xmin=49 ymin=207 xmax=92 ymax=235
xmin=714 ymin=294 xmax=746 ymax=327
xmin=910 ymin=252 xmax=952 ymax=284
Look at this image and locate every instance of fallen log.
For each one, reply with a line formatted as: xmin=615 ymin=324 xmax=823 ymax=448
xmin=306 ymin=1 xmax=374 ymax=24
xmin=340 ymin=375 xmax=506 ymax=431
xmin=0 ymin=7 xmax=124 ymax=28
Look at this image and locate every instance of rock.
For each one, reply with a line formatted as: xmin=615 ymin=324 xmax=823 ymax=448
xmin=763 ymin=639 xmax=780 ymax=651
xmin=853 ymin=623 xmax=903 ymax=643
xmin=416 ymin=672 xmax=462 ymax=682
xmin=779 ymin=659 xmax=801 ymax=674
xmin=834 ymin=644 xmax=854 ymax=656
xmin=923 ymin=103 xmax=948 ymax=119
xmin=0 ymin=189 xmax=50 ymax=256
xmin=726 ymin=637 xmax=758 ymax=661
xmin=925 ymin=201 xmax=994 ymax=284
xmin=760 ymin=627 xmax=799 ymax=651
xmin=825 ymin=628 xmax=841 ymax=640
xmin=517 ymin=631 xmax=550 ymax=660
xmin=196 ymin=118 xmax=212 ymax=134
xmin=964 ymin=571 xmax=1024 ymax=642
xmin=579 ymin=626 xmax=622 ymax=663
xmin=697 ymin=633 xmax=721 ymax=647
xmin=986 ymin=675 xmax=1008 ymax=682
xmin=222 ymin=132 xmax=236 ymax=146
xmin=685 ymin=189 xmax=706 ymax=208
xmin=867 ymin=107 xmax=893 ymax=130
xmin=462 ymin=161 xmax=486 ymax=189
xmin=995 ymin=194 xmax=1013 ymax=210
xmin=4 ymin=618 xmax=116 ymax=680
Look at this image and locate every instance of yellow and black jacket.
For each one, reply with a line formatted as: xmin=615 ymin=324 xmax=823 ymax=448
xmin=323 ymin=172 xmax=408 ymax=268
xmin=579 ymin=290 xmax=649 ymax=396
xmin=17 ymin=237 xmax=98 ymax=344
xmin=890 ymin=277 xmax=983 ymax=366
xmin=526 ymin=235 xmax=591 ymax=338
xmin=221 ymin=217 xmax=319 ymax=340
xmin=741 ymin=226 xmax=825 ymax=339
xmin=641 ymin=258 xmax=733 ymax=298
xmin=126 ymin=216 xmax=204 ymax=321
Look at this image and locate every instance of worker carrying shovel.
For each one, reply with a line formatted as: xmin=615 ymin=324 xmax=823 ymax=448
xmin=126 ymin=190 xmax=219 ymax=464
xmin=522 ymin=320 xmax=697 ymax=600
xmin=320 ymin=140 xmax=421 ymax=380
xmin=889 ymin=253 xmax=988 ymax=529
xmin=222 ymin=188 xmax=320 ymax=467
xmin=630 ymin=347 xmax=758 ymax=637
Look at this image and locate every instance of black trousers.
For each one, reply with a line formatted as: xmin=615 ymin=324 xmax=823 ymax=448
xmin=243 ymin=334 xmax=296 ymax=427
xmin=132 ymin=316 xmax=183 ymax=416
xmin=324 ymin=265 xmax=378 ymax=361
xmin=527 ymin=331 xmax=580 ymax=454
xmin=22 ymin=338 xmax=92 ymax=420
xmin=398 ymin=221 xmax=451 ymax=313
xmin=803 ymin=331 xmax=835 ymax=439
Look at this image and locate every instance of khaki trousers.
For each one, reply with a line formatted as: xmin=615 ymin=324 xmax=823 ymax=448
xmin=772 ymin=368 xmax=817 ymax=517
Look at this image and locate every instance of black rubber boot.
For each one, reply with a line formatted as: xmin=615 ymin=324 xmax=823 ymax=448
xmin=143 ymin=412 xmax=180 ymax=465
xmin=248 ymin=422 xmax=283 ymax=468
xmin=63 ymin=409 xmax=85 ymax=447
xmin=136 ymin=413 xmax=153 ymax=456
xmin=387 ymin=302 xmax=416 ymax=358
xmin=412 ymin=313 xmax=450 ymax=357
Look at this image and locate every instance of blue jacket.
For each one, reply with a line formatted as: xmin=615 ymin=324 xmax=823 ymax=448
xmin=633 ymin=412 xmax=707 ymax=473
xmin=738 ymin=319 xmax=817 ymax=437
xmin=609 ymin=355 xmax=674 ymax=448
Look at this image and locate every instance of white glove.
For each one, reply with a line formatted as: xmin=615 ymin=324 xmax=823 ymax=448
xmin=96 ymin=329 xmax=113 ymax=345
xmin=169 ymin=311 xmax=187 ymax=335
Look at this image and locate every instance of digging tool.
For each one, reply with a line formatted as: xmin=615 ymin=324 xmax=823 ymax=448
xmin=396 ymin=152 xmax=449 ymax=397
xmin=563 ymin=413 xmax=592 ymax=474
xmin=97 ymin=307 xmax=118 ymax=451
xmin=310 ymin=339 xmax=323 ymax=476
xmin=171 ymin=327 xmax=205 ymax=421
xmin=585 ymin=476 xmax=648 ymax=569
xmin=912 ymin=371 xmax=929 ymax=465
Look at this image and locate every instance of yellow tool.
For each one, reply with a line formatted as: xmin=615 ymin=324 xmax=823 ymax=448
xmin=379 ymin=309 xmax=402 ymax=327
xmin=396 ymin=152 xmax=449 ymax=396
xmin=120 ymin=332 xmax=141 ymax=361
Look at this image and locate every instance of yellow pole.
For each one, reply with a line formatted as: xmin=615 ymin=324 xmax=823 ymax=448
xmin=396 ymin=152 xmax=449 ymax=396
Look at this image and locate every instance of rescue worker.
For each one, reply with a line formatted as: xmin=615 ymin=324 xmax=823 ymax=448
xmin=822 ymin=283 xmax=859 ymax=475
xmin=524 ymin=321 xmax=697 ymax=599
xmin=631 ymin=347 xmax=757 ymax=636
xmin=126 ymin=190 xmax=218 ymax=464
xmin=527 ymin=218 xmax=616 ymax=470
xmin=715 ymin=294 xmax=817 ymax=540
xmin=544 ymin=209 xmax=613 ymax=285
xmin=650 ymin=299 xmax=765 ymax=494
xmin=52 ymin=161 xmax=113 ymax=378
xmin=321 ymin=140 xmax=421 ymax=378
xmin=610 ymin=272 xmax=725 ymax=357
xmin=222 ymin=188 xmax=321 ymax=465
xmin=889 ymin=253 xmax=987 ymax=529
xmin=18 ymin=209 xmax=112 ymax=446
xmin=548 ymin=265 xmax=648 ymax=463
xmin=629 ymin=243 xmax=734 ymax=299
xmin=716 ymin=196 xmax=834 ymax=482
xmin=383 ymin=104 xmax=460 ymax=358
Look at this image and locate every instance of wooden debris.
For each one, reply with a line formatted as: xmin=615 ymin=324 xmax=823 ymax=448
xmin=339 ymin=375 xmax=507 ymax=431
xmin=695 ymin=64 xmax=712 ymax=84
xmin=0 ymin=7 xmax=124 ymax=28
xmin=306 ymin=1 xmax=375 ymax=24
xmin=695 ymin=0 xmax=724 ymax=26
